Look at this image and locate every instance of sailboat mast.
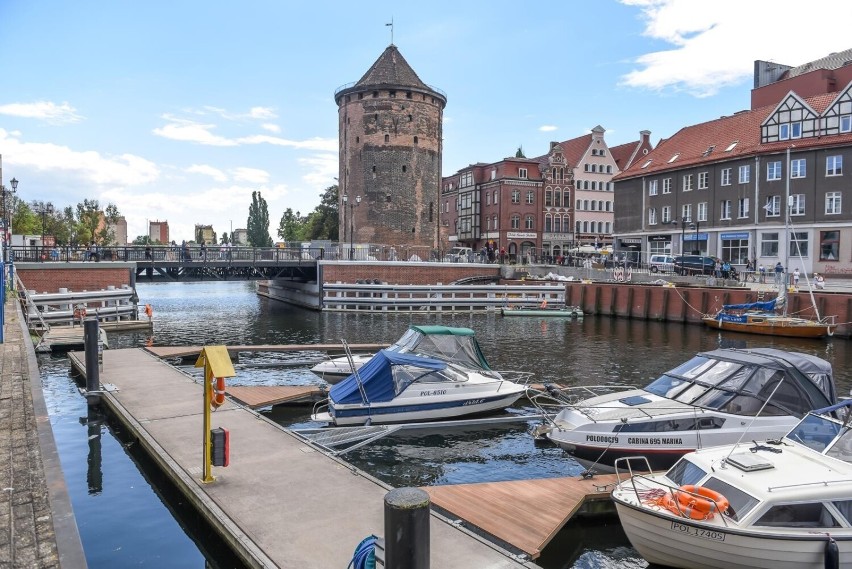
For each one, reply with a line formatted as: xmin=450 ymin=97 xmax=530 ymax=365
xmin=783 ymin=147 xmax=790 ymax=316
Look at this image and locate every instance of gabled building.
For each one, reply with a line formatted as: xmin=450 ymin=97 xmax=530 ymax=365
xmin=613 ymin=49 xmax=852 ymax=275
xmin=439 ymin=128 xmax=652 ymax=261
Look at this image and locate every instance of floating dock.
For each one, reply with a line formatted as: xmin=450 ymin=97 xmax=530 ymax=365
xmin=145 ymin=343 xmax=388 ymax=362
xmin=68 ymin=349 xmax=532 ymax=568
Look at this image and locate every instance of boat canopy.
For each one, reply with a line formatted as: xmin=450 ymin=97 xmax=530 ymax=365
xmin=388 ymin=325 xmax=493 ymax=371
xmin=330 ymin=350 xmax=448 ymax=405
xmin=721 ymin=298 xmax=778 ymax=311
xmin=642 ymin=348 xmax=835 ymax=417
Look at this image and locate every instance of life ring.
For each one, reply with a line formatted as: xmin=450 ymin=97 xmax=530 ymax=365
xmin=144 ymin=304 xmax=153 ymax=319
xmin=73 ymin=307 xmax=87 ymax=320
xmin=661 ymin=485 xmax=729 ymax=520
xmin=210 ymin=376 xmax=226 ymax=409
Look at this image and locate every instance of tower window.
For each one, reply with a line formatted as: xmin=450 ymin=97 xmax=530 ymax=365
xmin=358 ymin=93 xmax=363 ymax=100
xmin=413 ymin=136 xmax=418 ymax=144
xmin=406 ymin=91 xmax=412 ymax=99
xmin=374 ymin=113 xmax=378 ymax=121
xmin=372 ymin=166 xmax=376 ymax=173
xmin=386 ymin=194 xmax=392 ymax=202
xmin=384 ymin=134 xmax=390 ymax=143
xmin=408 ymin=114 xmax=412 ymax=122
xmin=372 ymin=91 xmax=378 ymax=98
xmin=355 ymin=136 xmax=359 ymax=143
xmin=402 ymin=165 xmax=407 ymax=173
xmin=389 ymin=91 xmax=396 ymax=98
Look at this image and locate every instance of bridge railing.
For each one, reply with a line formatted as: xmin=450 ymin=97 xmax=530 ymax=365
xmin=9 ymin=245 xmax=327 ymax=263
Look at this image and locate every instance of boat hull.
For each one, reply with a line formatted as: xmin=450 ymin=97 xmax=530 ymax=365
xmin=702 ymin=316 xmax=832 ymax=338
xmin=328 ymin=390 xmax=525 ymax=426
xmin=614 ymin=498 xmax=852 ymax=569
xmin=501 ymin=306 xmax=583 ymax=318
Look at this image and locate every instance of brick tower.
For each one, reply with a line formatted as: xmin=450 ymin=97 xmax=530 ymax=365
xmin=335 ymin=45 xmax=447 ymax=254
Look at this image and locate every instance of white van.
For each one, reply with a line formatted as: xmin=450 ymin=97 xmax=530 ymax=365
xmin=649 ymin=254 xmax=674 ymax=272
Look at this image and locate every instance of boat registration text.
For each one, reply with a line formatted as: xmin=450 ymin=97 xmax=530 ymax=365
xmin=670 ymin=521 xmax=725 ymax=541
xmin=420 ymin=389 xmax=447 ymax=397
xmin=585 ymin=435 xmax=684 ymax=445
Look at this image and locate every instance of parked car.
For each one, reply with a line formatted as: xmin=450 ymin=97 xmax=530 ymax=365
xmin=444 ymin=247 xmax=473 ymax=262
xmin=673 ymin=255 xmax=720 ymax=276
xmin=648 ymin=254 xmax=674 ymax=273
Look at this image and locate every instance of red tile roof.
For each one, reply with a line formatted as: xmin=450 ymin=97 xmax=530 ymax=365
xmin=355 ymin=45 xmax=429 ymax=91
xmin=616 ymin=91 xmax=852 ymax=180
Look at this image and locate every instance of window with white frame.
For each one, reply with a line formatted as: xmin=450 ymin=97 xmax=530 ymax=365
xmin=683 ymin=174 xmax=694 ymax=191
xmin=460 ymin=171 xmax=473 ymax=187
xmin=767 ymin=161 xmax=782 ymax=181
xmin=493 ymin=190 xmax=498 ymax=204
xmin=790 ymin=194 xmax=805 ymax=216
xmin=486 ymin=192 xmax=491 ymax=205
xmin=738 ymin=197 xmax=749 ymax=218
xmin=526 ymin=190 xmax=534 ymax=204
xmin=820 ymin=231 xmax=839 ymax=261
xmin=682 ymin=204 xmax=692 ymax=221
xmin=697 ymin=202 xmax=708 ymax=222
xmin=761 ymin=232 xmax=779 ymax=257
xmin=487 ymin=217 xmax=491 ymax=230
xmin=649 ymin=180 xmax=658 ymax=195
xmin=554 ymin=190 xmax=561 ymax=207
xmin=510 ymin=214 xmax=520 ymax=229
xmin=827 ymin=155 xmax=843 ymax=176
xmin=576 ymin=199 xmax=582 ymax=210
xmin=698 ymin=171 xmax=709 ymax=189
xmin=826 ymin=192 xmax=842 ymax=214
xmin=789 ymin=231 xmax=809 ymax=258
xmin=518 ymin=168 xmax=528 ymax=179
xmin=525 ymin=215 xmax=534 ymax=230
xmin=840 ymin=115 xmax=851 ymax=133
xmin=721 ymin=168 xmax=732 ymax=186
xmin=739 ymin=164 xmax=750 ymax=184
xmin=663 ymin=178 xmax=672 ymax=194
xmin=779 ymin=122 xmax=802 ymax=140
xmin=554 ymin=216 xmax=561 ymax=233
xmin=662 ymin=206 xmax=671 ymax=223
xmin=765 ymin=195 xmax=781 ymax=217
xmin=791 ymin=158 xmax=806 ymax=179
xmin=648 ymin=208 xmax=657 ymax=225
xmin=720 ymin=200 xmax=732 ymax=220
xmin=511 ymin=190 xmax=520 ymax=203
xmin=493 ymin=215 xmax=498 ymax=229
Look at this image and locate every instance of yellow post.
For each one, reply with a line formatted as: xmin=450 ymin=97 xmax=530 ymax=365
xmin=195 ymin=346 xmax=236 ymax=484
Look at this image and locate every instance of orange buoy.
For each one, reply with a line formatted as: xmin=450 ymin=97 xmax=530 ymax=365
xmin=661 ymin=485 xmax=729 ymax=520
xmin=144 ymin=304 xmax=153 ymax=319
xmin=211 ymin=376 xmax=226 ymax=409
xmin=73 ymin=307 xmax=87 ymax=320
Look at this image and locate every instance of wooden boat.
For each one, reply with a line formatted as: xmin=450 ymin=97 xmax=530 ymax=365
xmin=501 ymin=305 xmax=583 ymax=318
xmin=702 ymin=298 xmax=835 ymax=338
xmin=611 ymin=402 xmax=852 ymax=569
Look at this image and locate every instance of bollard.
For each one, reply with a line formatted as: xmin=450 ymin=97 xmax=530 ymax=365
xmin=83 ymin=317 xmax=100 ymax=404
xmin=384 ymin=487 xmax=430 ymax=569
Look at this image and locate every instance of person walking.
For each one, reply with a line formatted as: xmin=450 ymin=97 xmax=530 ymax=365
xmin=774 ymin=262 xmax=784 ymax=286
xmin=793 ymin=267 xmax=801 ymax=290
xmin=759 ymin=264 xmax=766 ymax=283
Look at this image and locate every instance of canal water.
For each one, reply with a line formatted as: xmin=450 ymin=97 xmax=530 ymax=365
xmin=38 ymin=281 xmax=852 ymax=568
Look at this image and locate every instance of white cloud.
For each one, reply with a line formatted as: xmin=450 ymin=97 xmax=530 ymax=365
xmin=153 ymin=115 xmax=335 ymax=150
xmin=619 ymin=0 xmax=852 ymax=97
xmin=298 ymin=153 xmax=338 ymax=188
xmin=186 ymin=164 xmax=227 ymax=182
xmin=231 ymin=167 xmax=269 ymax=184
xmin=0 ymin=101 xmax=83 ymax=124
xmin=248 ymin=107 xmax=277 ymax=120
xmin=538 ymin=125 xmax=558 ymax=132
xmin=261 ymin=123 xmax=281 ymax=133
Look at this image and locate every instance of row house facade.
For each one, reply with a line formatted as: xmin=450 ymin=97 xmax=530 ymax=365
xmin=440 ymin=129 xmax=652 ymax=260
xmin=614 ymin=49 xmax=852 ymax=276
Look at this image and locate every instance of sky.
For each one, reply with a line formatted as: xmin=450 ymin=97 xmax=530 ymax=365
xmin=2 ymin=0 xmax=852 ymax=243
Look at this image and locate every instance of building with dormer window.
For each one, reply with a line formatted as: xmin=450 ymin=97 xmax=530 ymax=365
xmin=614 ymin=48 xmax=852 ymax=276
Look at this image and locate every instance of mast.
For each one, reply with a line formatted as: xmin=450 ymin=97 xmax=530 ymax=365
xmin=782 ymin=147 xmax=790 ymax=316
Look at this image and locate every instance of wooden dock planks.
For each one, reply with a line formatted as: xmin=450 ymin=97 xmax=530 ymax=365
xmin=70 ymin=348 xmax=527 ymax=569
xmin=423 ymin=474 xmax=618 ymax=559
xmin=225 ymin=385 xmax=325 ymax=408
xmin=145 ymin=343 xmax=387 ymax=360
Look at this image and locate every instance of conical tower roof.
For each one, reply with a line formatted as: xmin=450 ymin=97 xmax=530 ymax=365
xmin=355 ymin=44 xmax=428 ymax=90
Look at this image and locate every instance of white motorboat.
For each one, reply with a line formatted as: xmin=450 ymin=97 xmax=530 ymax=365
xmin=309 ymin=353 xmax=373 ymax=384
xmin=311 ymin=349 xmax=527 ymax=426
xmin=535 ymin=348 xmax=836 ymax=472
xmin=611 ymin=402 xmax=852 ymax=569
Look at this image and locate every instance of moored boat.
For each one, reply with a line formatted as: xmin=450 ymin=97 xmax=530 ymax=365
xmin=535 ymin=348 xmax=837 ymax=472
xmin=702 ymin=297 xmax=835 ymax=338
xmin=611 ymin=403 xmax=852 ymax=569
xmin=501 ymin=305 xmax=583 ymax=318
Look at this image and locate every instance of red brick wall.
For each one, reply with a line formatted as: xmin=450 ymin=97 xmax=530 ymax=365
xmin=17 ymin=266 xmax=132 ymax=294
xmin=322 ymin=263 xmax=500 ymax=285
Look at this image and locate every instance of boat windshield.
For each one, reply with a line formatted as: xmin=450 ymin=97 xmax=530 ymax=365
xmin=788 ymin=413 xmax=843 ymax=454
xmin=392 ymin=364 xmax=465 ymax=395
xmin=390 ymin=328 xmax=494 ymax=373
xmin=702 ymin=477 xmax=760 ymax=522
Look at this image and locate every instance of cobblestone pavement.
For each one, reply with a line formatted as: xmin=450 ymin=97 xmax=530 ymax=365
xmin=0 ymin=299 xmax=85 ymax=568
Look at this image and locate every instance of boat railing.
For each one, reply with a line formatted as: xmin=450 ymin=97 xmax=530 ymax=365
xmin=527 ymin=384 xmax=638 ymax=425
xmin=495 ymin=370 xmax=535 ymax=386
xmin=766 ymin=479 xmax=852 ymax=493
xmin=613 ymin=459 xmax=731 ymax=527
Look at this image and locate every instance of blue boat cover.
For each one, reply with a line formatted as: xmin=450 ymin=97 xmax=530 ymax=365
xmin=722 ymin=298 xmax=777 ymax=311
xmin=329 ymin=350 xmax=448 ymax=405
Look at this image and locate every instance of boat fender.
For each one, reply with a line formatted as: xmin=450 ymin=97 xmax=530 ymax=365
xmin=662 ymin=485 xmax=729 ymax=520
xmin=144 ymin=304 xmax=153 ymax=319
xmin=210 ymin=377 xmax=226 ymax=409
xmin=825 ymin=536 xmax=839 ymax=569
xmin=348 ymin=534 xmax=377 ymax=569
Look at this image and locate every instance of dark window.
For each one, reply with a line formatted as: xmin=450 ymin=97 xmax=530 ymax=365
xmin=702 ymin=477 xmax=759 ymax=521
xmin=666 ymin=459 xmax=707 ymax=487
xmin=372 ymin=91 xmax=378 ymax=98
xmin=355 ymin=136 xmax=359 ymax=143
xmin=406 ymin=91 xmax=412 ymax=99
xmin=755 ymin=503 xmax=839 ymax=528
xmin=413 ymin=136 xmax=418 ymax=144
xmin=408 ymin=114 xmax=412 ymax=122
xmin=384 ymin=134 xmax=389 ymax=143
xmin=402 ymin=165 xmax=407 ymax=173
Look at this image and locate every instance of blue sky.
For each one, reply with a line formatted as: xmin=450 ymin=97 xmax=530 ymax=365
xmin=2 ymin=0 xmax=851 ymax=242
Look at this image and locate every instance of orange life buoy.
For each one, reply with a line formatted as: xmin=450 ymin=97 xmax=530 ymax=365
xmin=73 ymin=307 xmax=87 ymax=320
xmin=211 ymin=376 xmax=226 ymax=409
xmin=144 ymin=304 xmax=153 ymax=319
xmin=661 ymin=485 xmax=729 ymax=520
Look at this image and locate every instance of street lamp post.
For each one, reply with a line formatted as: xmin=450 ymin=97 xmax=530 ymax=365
xmin=2 ymin=178 xmax=18 ymax=263
xmin=689 ymin=221 xmax=700 ymax=255
xmin=342 ymin=193 xmax=361 ymax=260
xmin=35 ymin=203 xmax=54 ymax=259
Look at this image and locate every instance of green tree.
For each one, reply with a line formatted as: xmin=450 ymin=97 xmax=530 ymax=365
xmin=11 ymin=200 xmax=39 ymax=235
xmin=303 ymin=184 xmax=339 ymax=241
xmin=277 ymin=208 xmax=305 ymax=242
xmin=74 ymin=199 xmax=121 ymax=245
xmin=246 ymin=191 xmax=273 ymax=247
